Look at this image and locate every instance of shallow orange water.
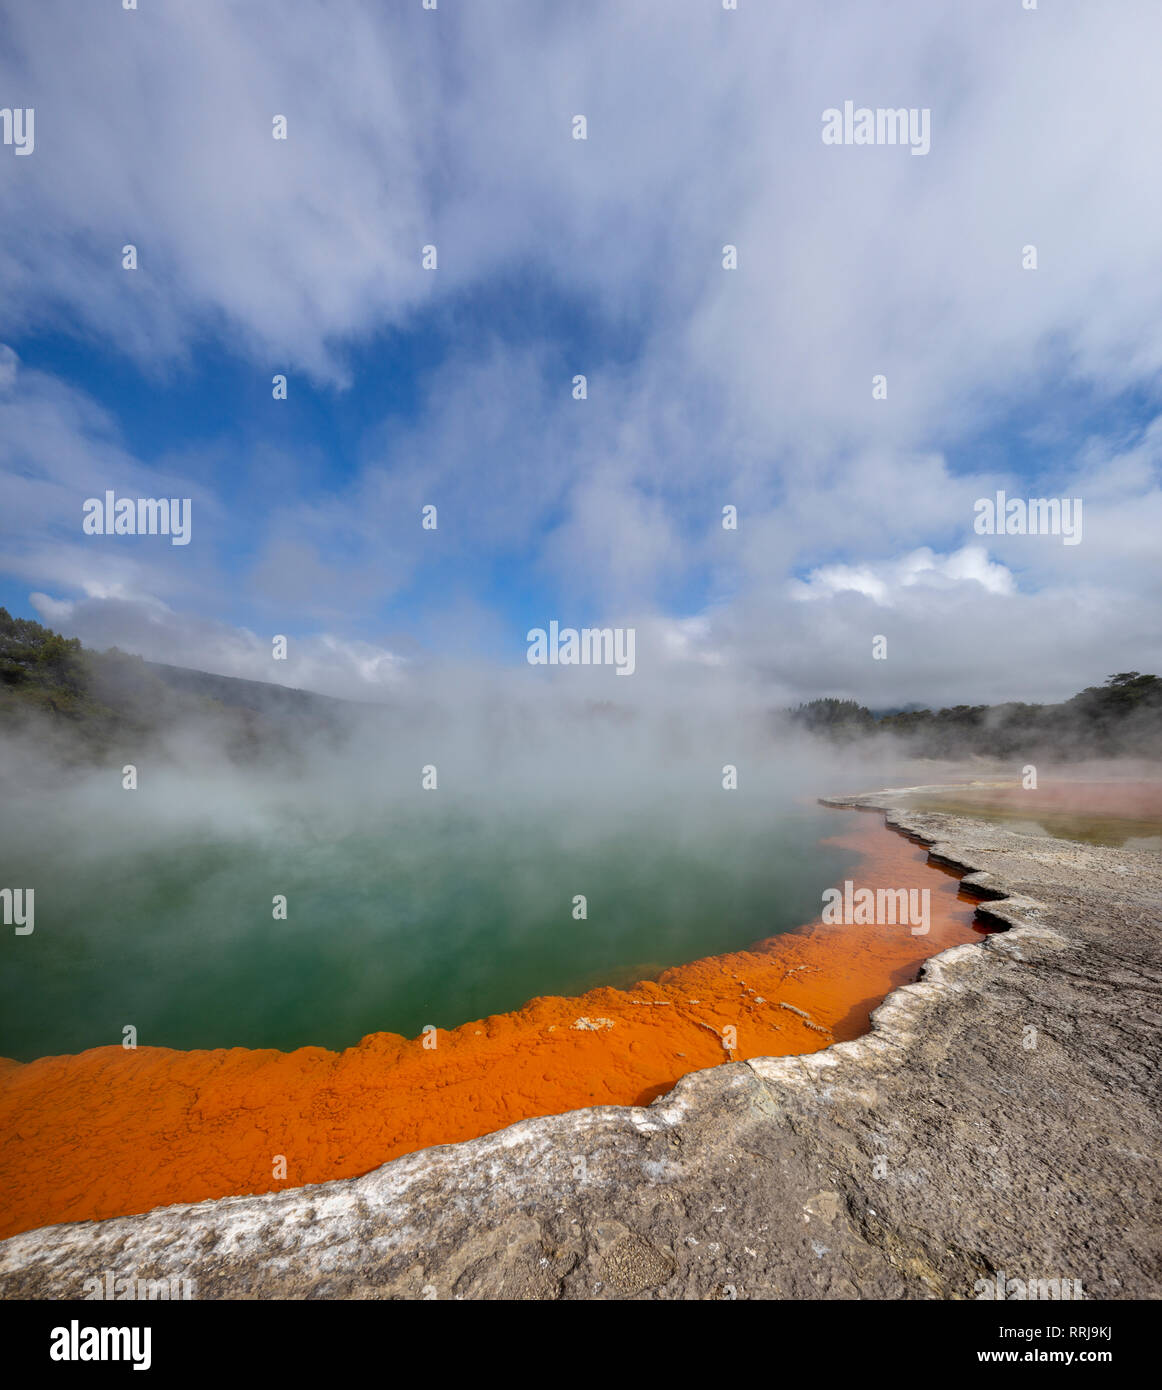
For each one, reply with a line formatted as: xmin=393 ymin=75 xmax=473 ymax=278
xmin=0 ymin=812 xmax=988 ymax=1239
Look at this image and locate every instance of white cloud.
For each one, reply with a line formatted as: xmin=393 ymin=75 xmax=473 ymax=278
xmin=791 ymin=545 xmax=1016 ymax=605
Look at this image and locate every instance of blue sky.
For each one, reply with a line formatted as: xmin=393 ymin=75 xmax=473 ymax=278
xmin=1 ymin=277 xmax=645 ymax=655
xmin=2 ymin=0 xmax=1161 ymax=706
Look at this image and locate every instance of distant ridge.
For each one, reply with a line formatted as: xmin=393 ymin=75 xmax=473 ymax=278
xmin=145 ymin=661 xmax=352 ymax=716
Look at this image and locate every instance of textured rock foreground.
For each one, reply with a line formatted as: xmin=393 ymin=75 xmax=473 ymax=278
xmin=2 ymin=792 xmax=1160 ymax=1300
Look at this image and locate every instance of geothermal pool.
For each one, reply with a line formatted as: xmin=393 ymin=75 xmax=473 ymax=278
xmin=0 ymin=795 xmax=857 ymax=1061
xmin=895 ymin=780 xmax=1162 ymax=849
xmin=0 ymin=807 xmax=990 ymax=1238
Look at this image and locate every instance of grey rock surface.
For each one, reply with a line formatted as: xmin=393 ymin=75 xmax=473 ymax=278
xmin=2 ymin=791 xmax=1160 ymax=1300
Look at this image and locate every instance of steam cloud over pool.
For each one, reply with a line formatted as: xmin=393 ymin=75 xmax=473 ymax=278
xmin=0 ymin=699 xmax=867 ymax=1061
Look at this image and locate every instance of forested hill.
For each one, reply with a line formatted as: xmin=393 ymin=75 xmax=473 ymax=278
xmin=0 ymin=608 xmax=349 ymax=761
xmin=790 ymin=673 xmax=1162 ymax=759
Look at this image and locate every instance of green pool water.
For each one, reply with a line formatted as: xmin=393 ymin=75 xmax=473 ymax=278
xmin=0 ymin=786 xmax=857 ymax=1061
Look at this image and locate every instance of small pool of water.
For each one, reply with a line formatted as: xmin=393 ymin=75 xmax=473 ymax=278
xmin=898 ymin=783 xmax=1162 ymax=849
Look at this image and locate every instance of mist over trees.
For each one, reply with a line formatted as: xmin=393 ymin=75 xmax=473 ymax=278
xmin=791 ymin=674 xmax=1162 ymax=760
xmin=0 ymin=608 xmax=347 ymax=764
xmin=5 ymin=607 xmax=1162 ymax=767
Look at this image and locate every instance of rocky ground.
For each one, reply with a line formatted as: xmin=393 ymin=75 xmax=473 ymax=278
xmin=2 ymin=788 xmax=1159 ymax=1300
